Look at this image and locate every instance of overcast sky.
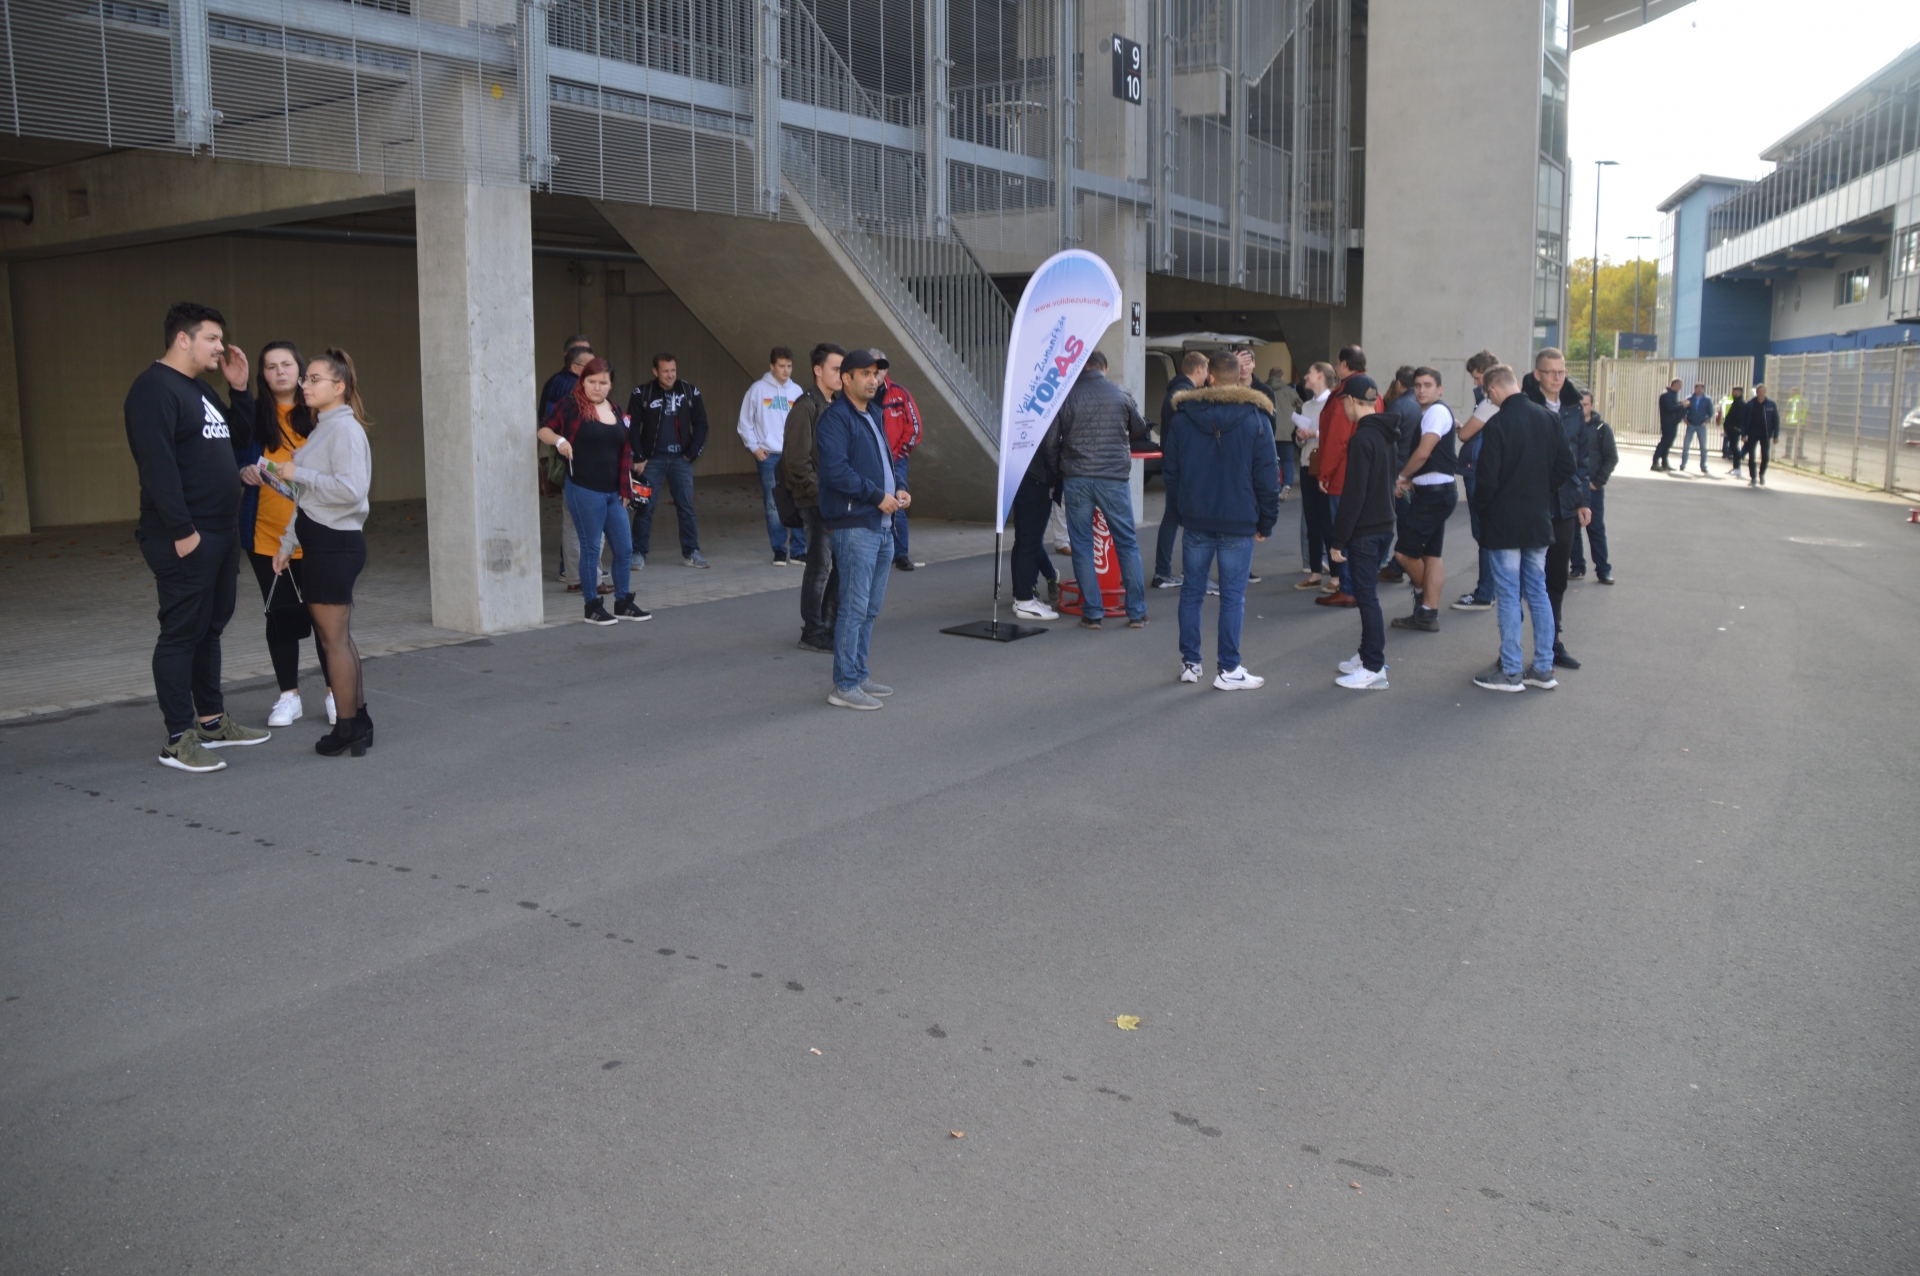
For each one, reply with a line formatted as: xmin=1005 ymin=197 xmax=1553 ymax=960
xmin=1567 ymin=0 xmax=1920 ymax=265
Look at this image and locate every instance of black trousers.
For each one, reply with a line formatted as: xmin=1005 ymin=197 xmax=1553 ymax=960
xmin=1299 ymin=476 xmax=1332 ymax=572
xmin=798 ymin=505 xmax=839 ymax=647
xmin=1652 ymin=425 xmax=1677 ymax=468
xmin=1545 ymin=514 xmax=1578 ymax=640
xmin=246 ymin=549 xmax=326 ymax=693
xmin=1011 ymin=466 xmax=1058 ymax=601
xmin=1741 ymin=434 xmax=1771 ymax=481
xmin=138 ymin=524 xmax=239 ymax=736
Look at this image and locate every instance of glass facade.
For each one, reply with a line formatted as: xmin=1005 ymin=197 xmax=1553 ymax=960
xmin=1534 ymin=0 xmax=1570 ymax=352
xmin=1654 ymin=208 xmax=1676 ymax=356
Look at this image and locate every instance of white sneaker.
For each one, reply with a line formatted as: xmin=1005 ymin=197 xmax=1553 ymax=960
xmin=1013 ymin=597 xmax=1059 ymax=620
xmin=1212 ymin=665 xmax=1265 ymax=690
xmin=1179 ymin=661 xmax=1202 ymax=683
xmin=267 ymin=691 xmax=303 ymax=727
xmin=1337 ymin=652 xmax=1365 ymax=674
xmin=325 ymin=691 xmax=337 ymax=725
xmin=1335 ymin=665 xmax=1389 ymax=691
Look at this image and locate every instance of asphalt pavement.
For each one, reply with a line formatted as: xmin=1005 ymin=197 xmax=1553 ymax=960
xmin=2 ymin=467 xmax=1915 ymax=1275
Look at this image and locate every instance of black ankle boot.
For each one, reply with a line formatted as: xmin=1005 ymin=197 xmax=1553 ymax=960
xmin=355 ymin=706 xmax=374 ymax=748
xmin=316 ymin=713 xmax=370 ymax=757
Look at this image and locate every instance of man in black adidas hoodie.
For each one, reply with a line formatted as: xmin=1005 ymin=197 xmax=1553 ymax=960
xmin=1325 ymin=375 xmax=1397 ymax=690
xmin=124 ymin=301 xmax=269 ymax=772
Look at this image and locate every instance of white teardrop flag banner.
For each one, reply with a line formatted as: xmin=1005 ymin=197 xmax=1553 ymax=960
xmin=995 ymin=250 xmax=1124 ymax=532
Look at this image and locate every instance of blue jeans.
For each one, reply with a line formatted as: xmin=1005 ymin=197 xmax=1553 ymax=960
xmin=1489 ymin=546 xmax=1555 ymax=675
xmin=1680 ymin=422 xmax=1710 ymax=471
xmin=1063 ymin=476 xmax=1147 ymax=622
xmin=1344 ymin=531 xmax=1393 ymax=672
xmin=633 ymin=453 xmax=698 ymax=557
xmin=1153 ymin=478 xmax=1182 ymax=580
xmin=1178 ymin=530 xmax=1252 ymax=671
xmin=756 ymin=454 xmax=807 ymax=557
xmin=564 ymin=480 xmax=633 ymax=600
xmin=1465 ymin=495 xmax=1494 ymax=603
xmin=830 ymin=525 xmax=893 ymax=691
xmin=1326 ymin=494 xmax=1353 ymax=594
xmin=1570 ymin=486 xmax=1609 ymax=574
xmin=890 ymin=455 xmax=910 ymax=560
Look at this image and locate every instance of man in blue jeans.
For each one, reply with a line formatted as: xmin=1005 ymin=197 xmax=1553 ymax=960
xmin=1162 ymin=349 xmax=1280 ymax=689
xmin=1044 ymin=349 xmax=1152 ymax=629
xmin=737 ymin=346 xmax=806 ymax=564
xmin=815 ymin=348 xmax=910 ymax=710
xmin=1679 ymin=381 xmax=1713 ymax=474
xmin=1468 ymin=364 xmax=1574 ymax=692
xmin=1153 ymin=350 xmax=1210 ymax=587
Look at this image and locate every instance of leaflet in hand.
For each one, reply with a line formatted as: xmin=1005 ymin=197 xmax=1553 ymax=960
xmin=258 ymin=464 xmax=296 ymax=500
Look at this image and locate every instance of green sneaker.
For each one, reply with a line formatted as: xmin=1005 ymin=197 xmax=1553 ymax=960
xmin=195 ymin=715 xmax=272 ymax=749
xmin=159 ymin=734 xmax=227 ymax=773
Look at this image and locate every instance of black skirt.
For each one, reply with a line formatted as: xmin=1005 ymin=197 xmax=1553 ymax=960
xmin=294 ymin=511 xmax=367 ymax=605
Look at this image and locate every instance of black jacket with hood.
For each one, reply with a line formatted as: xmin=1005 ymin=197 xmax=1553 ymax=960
xmin=1327 ymin=413 xmax=1398 ymax=550
xmin=1524 ymin=374 xmax=1591 ymax=519
xmin=1162 ymin=384 xmax=1281 ymax=537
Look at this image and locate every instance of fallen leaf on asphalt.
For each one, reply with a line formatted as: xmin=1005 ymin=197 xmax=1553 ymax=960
xmin=809 ymin=1048 xmax=822 ymax=1055
xmin=949 ymin=1131 xmax=965 ymax=1139
xmin=1112 ymin=1015 xmax=1141 ymax=1031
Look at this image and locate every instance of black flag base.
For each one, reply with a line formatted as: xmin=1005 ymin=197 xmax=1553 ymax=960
xmin=941 ymin=619 xmax=1048 ymax=642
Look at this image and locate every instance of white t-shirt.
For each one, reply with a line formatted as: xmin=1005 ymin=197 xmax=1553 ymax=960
xmin=1412 ymin=403 xmax=1456 ymax=484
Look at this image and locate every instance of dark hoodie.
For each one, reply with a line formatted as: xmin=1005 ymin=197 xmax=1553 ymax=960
xmin=1327 ymin=412 xmax=1398 ymax=550
xmin=1523 ymin=373 xmax=1591 ymax=519
xmin=1162 ymin=384 xmax=1281 ymax=537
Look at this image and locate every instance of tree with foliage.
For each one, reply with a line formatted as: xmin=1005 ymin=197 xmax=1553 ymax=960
xmin=1565 ymin=256 xmax=1660 ymax=370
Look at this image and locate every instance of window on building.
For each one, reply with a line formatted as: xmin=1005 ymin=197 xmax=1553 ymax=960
xmin=1895 ymin=228 xmax=1920 ymax=279
xmin=1837 ymin=265 xmax=1871 ymax=306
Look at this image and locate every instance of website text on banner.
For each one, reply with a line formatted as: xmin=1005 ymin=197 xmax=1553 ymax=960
xmin=996 ymin=250 xmax=1125 ymax=531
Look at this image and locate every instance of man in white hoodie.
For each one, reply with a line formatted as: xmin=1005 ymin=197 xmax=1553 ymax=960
xmin=739 ymin=347 xmax=807 ymax=564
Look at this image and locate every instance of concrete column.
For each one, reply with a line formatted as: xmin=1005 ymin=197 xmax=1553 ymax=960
xmin=924 ymin=0 xmax=950 ymax=235
xmin=1079 ymin=0 xmax=1150 ymax=411
xmin=1361 ymin=0 xmax=1537 ymax=416
xmin=753 ymin=0 xmax=782 ymax=216
xmin=0 ymin=263 xmax=27 ymax=536
xmin=415 ymin=180 xmax=544 ymax=634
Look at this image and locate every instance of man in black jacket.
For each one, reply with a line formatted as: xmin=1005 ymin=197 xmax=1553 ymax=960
xmin=1525 ymin=348 xmax=1592 ymax=670
xmin=1654 ymin=378 xmax=1684 ymax=471
xmin=1719 ymin=386 xmax=1748 ymax=476
xmin=629 ymin=353 xmax=711 ymax=567
xmin=124 ymin=301 xmax=272 ymax=771
xmin=1470 ymin=364 xmax=1575 ymax=692
xmin=777 ymin=343 xmax=845 ymax=651
xmin=1326 ymin=377 xmax=1396 ymax=690
xmin=1742 ymin=383 xmax=1781 ymax=487
xmin=1569 ymin=391 xmax=1618 ymax=584
xmin=1044 ymin=350 xmax=1152 ymax=628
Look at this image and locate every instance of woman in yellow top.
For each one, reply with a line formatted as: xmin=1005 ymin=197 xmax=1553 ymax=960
xmin=236 ymin=341 xmax=331 ymax=728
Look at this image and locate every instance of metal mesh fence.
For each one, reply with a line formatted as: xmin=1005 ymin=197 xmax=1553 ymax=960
xmin=1771 ymin=346 xmax=1920 ymax=493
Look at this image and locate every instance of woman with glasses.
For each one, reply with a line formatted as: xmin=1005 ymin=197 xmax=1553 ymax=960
xmin=267 ymin=349 xmax=374 ymax=757
xmin=236 ymin=340 xmax=332 ymax=728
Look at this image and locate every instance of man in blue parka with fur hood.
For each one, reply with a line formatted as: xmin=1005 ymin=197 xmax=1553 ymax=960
xmin=1163 ymin=349 xmax=1282 ymax=691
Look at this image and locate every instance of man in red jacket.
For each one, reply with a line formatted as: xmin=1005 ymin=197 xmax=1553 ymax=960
xmin=1313 ymin=345 xmax=1368 ymax=607
xmin=875 ymin=358 xmax=923 ymax=571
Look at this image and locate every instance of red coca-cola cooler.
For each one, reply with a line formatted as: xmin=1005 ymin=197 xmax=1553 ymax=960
xmin=1057 ymin=450 xmax=1157 ymax=616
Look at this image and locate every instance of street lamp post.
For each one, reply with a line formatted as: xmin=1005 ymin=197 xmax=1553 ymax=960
xmin=1588 ymin=159 xmax=1618 ymax=389
xmin=1626 ymin=233 xmax=1651 ymax=357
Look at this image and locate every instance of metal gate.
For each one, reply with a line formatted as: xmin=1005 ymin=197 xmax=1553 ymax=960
xmin=1768 ymin=346 xmax=1920 ymax=494
xmin=1591 ymin=357 xmax=1757 ymax=443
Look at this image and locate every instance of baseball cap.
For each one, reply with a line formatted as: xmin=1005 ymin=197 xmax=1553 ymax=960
xmin=1337 ymin=374 xmax=1378 ymax=401
xmin=841 ymin=348 xmax=889 ymax=372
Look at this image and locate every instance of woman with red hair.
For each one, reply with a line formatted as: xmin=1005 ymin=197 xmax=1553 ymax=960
xmin=538 ymin=358 xmax=649 ymax=625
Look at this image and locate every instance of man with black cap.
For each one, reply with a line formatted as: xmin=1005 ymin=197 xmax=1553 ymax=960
xmin=814 ymin=348 xmax=911 ymax=710
xmin=1325 ymin=376 xmax=1397 ymax=690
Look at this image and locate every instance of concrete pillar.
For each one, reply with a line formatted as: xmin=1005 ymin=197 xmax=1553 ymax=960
xmin=1361 ymin=0 xmax=1537 ymax=416
xmin=0 ymin=263 xmax=26 ymax=536
xmin=415 ymin=180 xmax=544 ymax=634
xmin=1079 ymin=0 xmax=1150 ymax=411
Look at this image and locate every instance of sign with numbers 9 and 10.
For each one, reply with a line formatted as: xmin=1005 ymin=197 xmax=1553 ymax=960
xmin=1111 ymin=35 xmax=1142 ymax=104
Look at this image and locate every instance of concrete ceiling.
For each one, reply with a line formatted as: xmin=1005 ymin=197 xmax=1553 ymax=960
xmin=1570 ymin=0 xmax=1698 ymax=52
